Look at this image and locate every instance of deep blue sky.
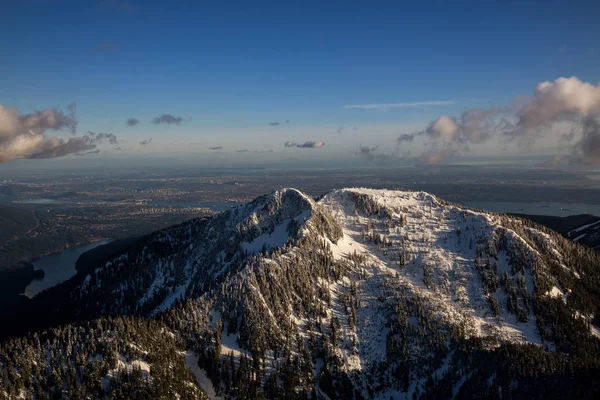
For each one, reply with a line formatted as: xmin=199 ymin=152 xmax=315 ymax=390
xmin=2 ymin=0 xmax=600 ymax=163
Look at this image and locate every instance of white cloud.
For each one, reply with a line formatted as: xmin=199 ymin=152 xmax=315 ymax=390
xmin=0 ymin=103 xmax=98 ymax=162
xmin=407 ymin=76 xmax=600 ymax=164
xmin=342 ymin=100 xmax=455 ymax=111
xmin=427 ymin=116 xmax=458 ymax=141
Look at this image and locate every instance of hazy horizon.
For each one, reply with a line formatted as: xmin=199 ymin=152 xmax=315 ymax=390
xmin=2 ymin=1 xmax=600 ymax=168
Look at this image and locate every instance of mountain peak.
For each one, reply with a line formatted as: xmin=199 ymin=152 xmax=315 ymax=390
xmin=24 ymin=187 xmax=600 ymax=399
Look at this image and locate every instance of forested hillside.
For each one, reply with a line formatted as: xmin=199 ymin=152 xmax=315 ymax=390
xmin=2 ymin=188 xmax=600 ymax=399
xmin=516 ymin=213 xmax=600 ymax=250
xmin=0 ymin=316 xmax=207 ymax=399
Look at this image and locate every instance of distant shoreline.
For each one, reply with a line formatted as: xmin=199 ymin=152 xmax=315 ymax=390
xmin=25 ymin=238 xmax=112 ymax=268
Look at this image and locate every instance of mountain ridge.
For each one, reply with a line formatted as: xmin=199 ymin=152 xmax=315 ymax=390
xmin=2 ymin=187 xmax=600 ymax=399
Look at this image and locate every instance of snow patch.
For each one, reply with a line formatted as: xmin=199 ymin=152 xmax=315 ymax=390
xmin=152 ymin=283 xmax=188 ymax=315
xmin=242 ymin=218 xmax=294 ymax=254
xmin=546 ymin=286 xmax=566 ymax=303
xmin=185 ymin=351 xmax=222 ymax=399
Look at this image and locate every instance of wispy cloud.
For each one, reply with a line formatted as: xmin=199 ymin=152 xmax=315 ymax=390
xmin=89 ymin=40 xmax=120 ymax=55
xmin=342 ymin=100 xmax=455 ymax=111
xmin=268 ymin=120 xmax=290 ymax=126
xmin=208 ymin=146 xmax=223 ymax=150
xmin=284 ymin=140 xmax=325 ymax=149
xmin=126 ymin=118 xmax=140 ymax=127
xmin=397 ymin=133 xmax=415 ymax=143
xmin=354 ymin=144 xmax=410 ymax=164
xmin=139 ymin=138 xmax=152 ymax=145
xmin=236 ymin=148 xmax=275 ymax=153
xmin=75 ymin=149 xmax=101 ymax=156
xmin=355 ymin=145 xmax=379 ymax=161
xmin=153 ymin=114 xmax=186 ymax=125
xmin=87 ymin=131 xmax=119 ymax=145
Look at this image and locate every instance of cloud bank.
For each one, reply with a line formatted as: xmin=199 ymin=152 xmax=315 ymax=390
xmin=400 ymin=77 xmax=600 ymax=164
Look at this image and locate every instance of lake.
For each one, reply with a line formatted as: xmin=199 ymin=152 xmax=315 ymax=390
xmin=23 ymin=240 xmax=110 ymax=298
xmin=460 ymin=201 xmax=600 ymax=217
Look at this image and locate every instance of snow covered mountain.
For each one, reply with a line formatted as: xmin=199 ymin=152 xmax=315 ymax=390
xmin=72 ymin=188 xmax=330 ymax=316
xmin=2 ymin=188 xmax=600 ymax=399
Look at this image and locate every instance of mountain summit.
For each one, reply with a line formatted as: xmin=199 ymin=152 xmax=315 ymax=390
xmin=2 ymin=188 xmax=600 ymax=399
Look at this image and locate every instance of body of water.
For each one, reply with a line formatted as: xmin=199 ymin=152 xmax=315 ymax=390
xmin=15 ymin=198 xmax=58 ymax=204
xmin=23 ymin=240 xmax=110 ymax=298
xmin=460 ymin=201 xmax=600 ymax=217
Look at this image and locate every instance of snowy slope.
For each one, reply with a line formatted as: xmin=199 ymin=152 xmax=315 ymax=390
xmin=74 ymin=188 xmax=317 ymax=317
xmin=59 ymin=187 xmax=600 ymax=399
xmin=169 ymin=188 xmax=597 ymax=398
xmin=320 ymin=188 xmax=541 ymax=345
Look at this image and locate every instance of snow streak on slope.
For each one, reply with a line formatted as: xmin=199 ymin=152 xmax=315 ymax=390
xmin=185 ymin=351 xmax=222 ymax=400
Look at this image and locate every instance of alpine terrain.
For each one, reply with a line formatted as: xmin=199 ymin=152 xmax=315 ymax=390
xmin=2 ymin=188 xmax=600 ymax=399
